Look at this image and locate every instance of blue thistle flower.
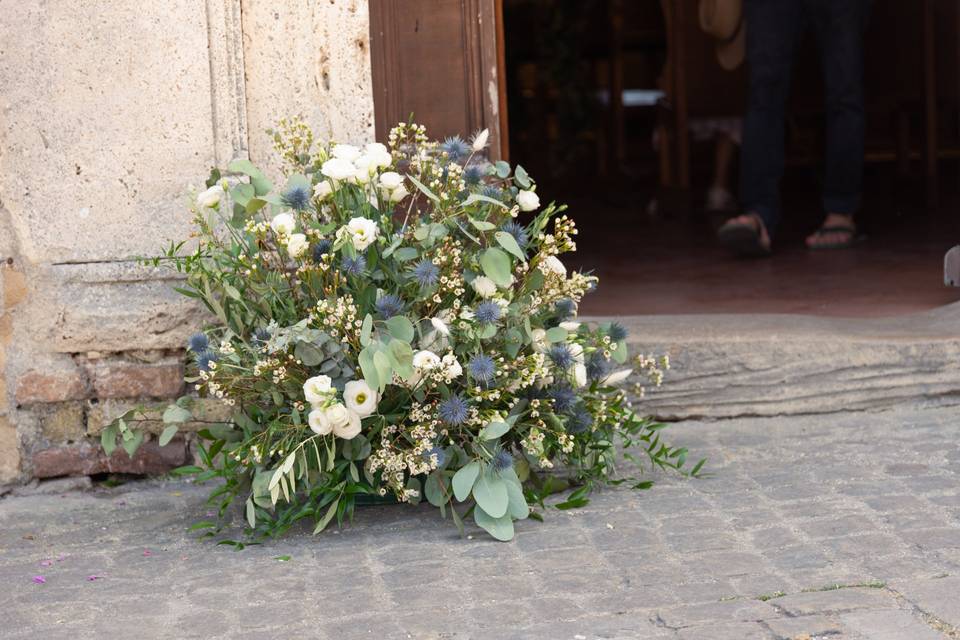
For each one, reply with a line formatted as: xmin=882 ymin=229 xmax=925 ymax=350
xmin=467 ymin=354 xmax=496 ymax=383
xmin=411 ymin=259 xmax=440 ymax=288
xmin=312 ymin=239 xmax=332 ymax=262
xmin=438 ymin=394 xmax=469 ymax=426
xmin=567 ymin=405 xmax=593 ymax=434
xmin=586 ymin=351 xmax=610 ymax=381
xmin=282 ymin=185 xmax=311 ymax=211
xmin=474 ymin=301 xmax=501 ymax=325
xmin=440 ymin=136 xmax=470 ymax=162
xmin=491 ymin=449 xmax=513 ymax=472
xmin=252 ymin=327 xmax=271 ymax=348
xmin=608 ymin=322 xmax=628 ymax=342
xmin=196 ymin=348 xmax=219 ymax=372
xmin=423 ymin=446 xmax=447 ymax=468
xmin=554 ymin=298 xmax=576 ymax=319
xmin=341 ymin=255 xmax=366 ymax=277
xmin=187 ymin=333 xmax=209 ymax=353
xmin=501 ymin=221 xmax=530 ymax=249
xmin=480 ymin=185 xmax=505 ymax=201
xmin=375 ymin=294 xmax=405 ymax=319
xmin=463 ymin=165 xmax=485 ymax=185
xmin=548 ymin=384 xmax=577 ymax=414
xmin=548 ymin=344 xmax=575 ymax=370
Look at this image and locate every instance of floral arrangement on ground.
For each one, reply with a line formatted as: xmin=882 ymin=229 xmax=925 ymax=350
xmin=101 ymin=119 xmax=703 ymax=541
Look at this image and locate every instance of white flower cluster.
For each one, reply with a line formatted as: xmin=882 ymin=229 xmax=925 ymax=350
xmin=303 ymin=375 xmax=378 ymax=440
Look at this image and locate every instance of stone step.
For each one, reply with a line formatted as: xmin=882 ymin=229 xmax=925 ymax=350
xmin=596 ymin=302 xmax=960 ymax=420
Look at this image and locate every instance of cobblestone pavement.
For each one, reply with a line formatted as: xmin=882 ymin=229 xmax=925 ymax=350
xmin=1 ymin=406 xmax=959 ymax=639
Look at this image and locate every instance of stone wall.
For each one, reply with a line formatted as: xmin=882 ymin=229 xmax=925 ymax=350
xmin=0 ymin=0 xmax=374 ymax=485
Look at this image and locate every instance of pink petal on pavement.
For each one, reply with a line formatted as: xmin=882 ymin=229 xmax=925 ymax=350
xmin=33 ymin=576 xmax=46 ymax=584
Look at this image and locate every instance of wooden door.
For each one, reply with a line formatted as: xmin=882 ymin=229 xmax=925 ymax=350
xmin=368 ymin=0 xmax=509 ymax=161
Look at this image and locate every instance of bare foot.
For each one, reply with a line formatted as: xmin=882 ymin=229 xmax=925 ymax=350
xmin=806 ymin=213 xmax=856 ymax=249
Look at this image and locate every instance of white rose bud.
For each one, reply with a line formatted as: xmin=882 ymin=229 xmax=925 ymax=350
xmin=344 ymin=380 xmax=378 ymax=418
xmin=516 ymin=189 xmax=540 ymax=212
xmin=270 ymin=212 xmax=297 ymax=237
xmin=303 ymin=375 xmax=334 ymax=405
xmin=308 ymin=408 xmax=333 ymax=435
xmin=196 ymin=184 xmax=224 ymax=208
xmin=286 ymin=233 xmax=309 ymax=258
xmin=324 ymin=403 xmax=362 ymax=440
xmin=379 ymin=171 xmax=403 ymax=191
xmin=471 ymin=276 xmax=497 ymax=298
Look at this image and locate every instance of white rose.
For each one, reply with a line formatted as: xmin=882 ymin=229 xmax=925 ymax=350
xmin=471 ymin=276 xmax=497 ymax=298
xmin=389 ymin=184 xmax=409 ymax=203
xmin=569 ymin=343 xmax=585 ymax=364
xmin=325 ymin=403 xmax=363 ymax=439
xmin=559 ymin=321 xmax=581 ymax=332
xmin=574 ymin=363 xmax=588 ymax=388
xmin=321 ymin=158 xmax=357 ymax=181
xmin=542 ymin=255 xmax=567 ymax=277
xmin=516 ymin=189 xmax=540 ymax=212
xmin=308 ymin=408 xmax=333 ymax=435
xmin=441 ymin=353 xmax=462 ymax=380
xmin=303 ymin=375 xmax=334 ymax=405
xmin=270 ymin=212 xmax=297 ymax=237
xmin=313 ymin=180 xmax=333 ymax=200
xmin=472 ymin=128 xmax=490 ymax=152
xmin=430 ymin=316 xmax=450 ymax=336
xmin=331 ymin=144 xmax=361 ymax=162
xmin=379 ymin=171 xmax=403 ymax=191
xmin=530 ymin=328 xmax=548 ymax=353
xmin=412 ymin=350 xmax=441 ymax=370
xmin=286 ymin=233 xmax=309 ymax=258
xmin=344 ymin=380 xmax=378 ymax=418
xmin=601 ymin=369 xmax=633 ymax=385
xmin=346 ymin=216 xmax=379 ymax=251
xmin=196 ymin=184 xmax=224 ymax=208
xmin=365 ymin=142 xmax=393 ymax=168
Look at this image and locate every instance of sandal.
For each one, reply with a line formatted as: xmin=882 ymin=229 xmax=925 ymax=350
xmin=717 ymin=214 xmax=772 ymax=257
xmin=806 ymin=225 xmax=863 ymax=250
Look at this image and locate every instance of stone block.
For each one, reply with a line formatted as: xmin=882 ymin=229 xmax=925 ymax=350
xmin=86 ymin=397 xmax=233 ymax=436
xmin=37 ymin=401 xmax=86 ymax=443
xmin=86 ymin=360 xmax=184 ymax=399
xmin=0 ymin=415 xmax=20 ymax=484
xmin=1 ymin=267 xmax=27 ymax=309
xmin=763 ymin=614 xmax=843 ymax=639
xmin=890 ymin=576 xmax=960 ymax=627
xmin=775 ymin=587 xmax=894 ymax=616
xmin=14 ymin=362 xmax=87 ymax=405
xmin=840 ymin=608 xmax=945 ymax=640
xmin=31 ymin=438 xmax=189 ymax=478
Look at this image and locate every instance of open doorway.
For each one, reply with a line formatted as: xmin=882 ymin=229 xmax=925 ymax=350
xmin=501 ymin=0 xmax=960 ymax=317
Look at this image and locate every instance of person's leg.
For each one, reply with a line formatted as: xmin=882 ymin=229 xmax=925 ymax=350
xmin=806 ymin=0 xmax=871 ymax=248
xmin=707 ymin=132 xmax=737 ymax=211
xmin=737 ymin=0 xmax=805 ymax=237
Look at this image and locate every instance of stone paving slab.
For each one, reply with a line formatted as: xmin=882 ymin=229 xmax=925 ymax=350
xmin=1 ymin=405 xmax=959 ymax=639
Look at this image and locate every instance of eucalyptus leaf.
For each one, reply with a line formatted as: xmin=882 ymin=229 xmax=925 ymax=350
xmin=474 ymin=505 xmax=515 ymax=541
xmin=479 ymin=421 xmax=510 ymax=441
xmin=495 ymin=231 xmax=526 ymax=261
xmin=158 ymin=424 xmax=179 ymax=447
xmin=163 ymin=405 xmax=192 ymax=424
xmin=479 ymin=248 xmax=513 ymax=288
xmin=472 ymin=472 xmax=508 ymax=518
xmin=452 ymin=461 xmax=480 ymax=502
xmin=385 ymin=315 xmax=415 ymax=343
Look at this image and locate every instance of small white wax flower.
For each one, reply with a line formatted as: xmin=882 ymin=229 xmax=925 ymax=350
xmin=379 ymin=171 xmax=403 ymax=191
xmin=389 ymin=184 xmax=409 ymax=203
xmin=430 ymin=317 xmax=451 ymax=336
xmin=324 ymin=403 xmax=362 ymax=439
xmin=286 ymin=233 xmax=309 ymax=258
xmin=313 ymin=180 xmax=333 ymax=199
xmin=346 ymin=216 xmax=379 ymax=251
xmin=331 ymin=143 xmax=361 ymax=162
xmin=542 ymin=255 xmax=567 ymax=277
xmin=308 ymin=408 xmax=333 ymax=435
xmin=574 ymin=363 xmax=588 ymax=388
xmin=270 ymin=212 xmax=297 ymax=237
xmin=471 ymin=276 xmax=497 ymax=298
xmin=559 ymin=321 xmax=581 ymax=332
xmin=516 ymin=189 xmax=540 ymax=212
xmin=303 ymin=375 xmax=334 ymax=405
xmin=472 ymin=128 xmax=490 ymax=152
xmin=321 ymin=157 xmax=357 ymax=181
xmin=365 ymin=142 xmax=393 ymax=168
xmin=441 ymin=354 xmax=462 ymax=380
xmin=602 ymin=369 xmax=633 ymax=385
xmin=344 ymin=380 xmax=378 ymax=418
xmin=196 ymin=184 xmax=224 ymax=208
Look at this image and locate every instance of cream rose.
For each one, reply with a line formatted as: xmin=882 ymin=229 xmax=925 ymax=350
xmin=286 ymin=233 xmax=309 ymax=258
xmin=516 ymin=189 xmax=540 ymax=212
xmin=345 ymin=217 xmax=379 ymax=251
xmin=378 ymin=171 xmax=403 ymax=191
xmin=303 ymin=375 xmax=334 ymax=405
xmin=471 ymin=276 xmax=497 ymax=298
xmin=389 ymin=184 xmax=409 ymax=203
xmin=321 ymin=157 xmax=356 ymax=181
xmin=196 ymin=184 xmax=224 ymax=208
xmin=331 ymin=143 xmax=361 ymax=161
xmin=270 ymin=212 xmax=297 ymax=237
xmin=313 ymin=180 xmax=333 ymax=200
xmin=308 ymin=408 xmax=333 ymax=435
xmin=324 ymin=403 xmax=362 ymax=439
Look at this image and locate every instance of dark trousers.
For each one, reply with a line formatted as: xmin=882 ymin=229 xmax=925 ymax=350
xmin=740 ymin=0 xmax=871 ymax=234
